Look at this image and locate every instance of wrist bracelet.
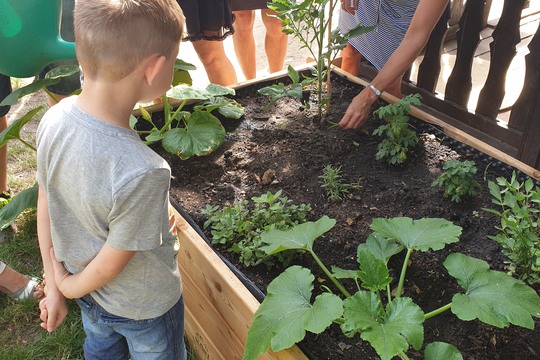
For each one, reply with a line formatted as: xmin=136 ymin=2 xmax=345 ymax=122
xmin=367 ymin=83 xmax=381 ymax=97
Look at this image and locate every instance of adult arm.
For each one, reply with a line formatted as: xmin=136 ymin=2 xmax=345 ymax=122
xmin=339 ymin=0 xmax=449 ymax=129
xmin=37 ymin=186 xmax=68 ymax=332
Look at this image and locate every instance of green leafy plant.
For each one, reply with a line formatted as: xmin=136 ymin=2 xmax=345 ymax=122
xmin=202 ymin=190 xmax=311 ymax=267
xmin=132 ymin=83 xmax=244 ymax=160
xmin=432 ymin=160 xmax=481 ymax=202
xmin=269 ymin=0 xmax=373 ymax=117
xmin=0 ymin=65 xmax=79 ymax=230
xmin=319 ymin=164 xmax=357 ymax=202
xmin=258 ymin=65 xmax=306 ymax=108
xmin=243 ymin=216 xmax=540 ymax=360
xmin=484 ymin=172 xmax=540 ymax=284
xmin=372 ymin=94 xmax=422 ymax=165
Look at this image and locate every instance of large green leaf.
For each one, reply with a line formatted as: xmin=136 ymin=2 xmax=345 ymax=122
xmin=444 ymin=253 xmax=540 ymax=329
xmin=260 ymin=216 xmax=336 ymax=254
xmin=167 ymin=83 xmax=235 ymax=100
xmin=162 ymin=111 xmax=225 ymax=160
xmin=358 ymin=233 xmax=404 ymax=264
xmin=243 ymin=266 xmax=343 ymax=360
xmin=341 ymin=292 xmax=424 ymax=360
xmin=0 ymin=184 xmax=38 ymax=230
xmin=0 ymin=65 xmax=79 ymax=106
xmin=370 ymin=217 xmax=462 ymax=252
xmin=357 ymin=248 xmax=392 ymax=291
xmin=0 ymin=107 xmax=42 ymax=148
xmin=424 ymin=342 xmax=463 ymax=360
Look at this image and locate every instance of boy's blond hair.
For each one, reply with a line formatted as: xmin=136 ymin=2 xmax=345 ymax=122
xmin=74 ymin=0 xmax=185 ymax=81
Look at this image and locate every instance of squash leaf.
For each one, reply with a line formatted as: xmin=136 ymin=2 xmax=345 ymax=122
xmin=0 ymin=183 xmax=38 ymax=230
xmin=167 ymin=83 xmax=235 ymax=100
xmin=162 ymin=111 xmax=225 ymax=160
xmin=341 ymin=292 xmax=424 ymax=360
xmin=243 ymin=266 xmax=343 ymax=359
xmin=424 ymin=342 xmax=463 ymax=360
xmin=357 ymin=248 xmax=391 ymax=291
xmin=444 ymin=253 xmax=540 ymax=329
xmin=358 ymin=233 xmax=404 ymax=264
xmin=260 ymin=216 xmax=336 ymax=254
xmin=370 ymin=217 xmax=462 ymax=251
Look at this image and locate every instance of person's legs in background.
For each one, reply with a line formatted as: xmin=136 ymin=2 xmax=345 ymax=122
xmin=340 ymin=42 xmax=363 ymax=77
xmin=0 ymin=261 xmax=43 ymax=300
xmin=261 ymin=8 xmax=287 ymax=74
xmin=232 ymin=10 xmax=257 ymax=79
xmin=192 ymin=39 xmax=238 ymax=86
xmin=0 ymin=74 xmax=11 ymax=196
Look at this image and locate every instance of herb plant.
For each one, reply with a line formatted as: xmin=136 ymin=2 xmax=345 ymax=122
xmin=432 ymin=160 xmax=481 ymax=202
xmin=202 ymin=190 xmax=311 ymax=267
xmin=243 ymin=216 xmax=540 ymax=360
xmin=484 ymin=172 xmax=540 ymax=284
xmin=268 ymin=0 xmax=372 ymax=117
xmin=319 ymin=164 xmax=357 ymax=202
xmin=372 ymin=94 xmax=422 ymax=165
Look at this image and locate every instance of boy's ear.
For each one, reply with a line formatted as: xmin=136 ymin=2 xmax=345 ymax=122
xmin=143 ymin=54 xmax=167 ymax=86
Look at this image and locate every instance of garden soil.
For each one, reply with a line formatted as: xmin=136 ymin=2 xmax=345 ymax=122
xmin=153 ymin=75 xmax=540 ymax=360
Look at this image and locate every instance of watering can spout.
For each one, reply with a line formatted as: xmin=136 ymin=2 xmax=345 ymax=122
xmin=0 ymin=0 xmax=76 ymax=78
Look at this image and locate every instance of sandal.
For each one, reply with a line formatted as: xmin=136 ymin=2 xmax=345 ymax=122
xmin=9 ymin=276 xmax=43 ymax=301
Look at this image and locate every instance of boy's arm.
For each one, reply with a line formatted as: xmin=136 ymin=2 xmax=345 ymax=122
xmin=37 ymin=186 xmax=68 ymax=333
xmin=50 ymin=243 xmax=135 ymax=299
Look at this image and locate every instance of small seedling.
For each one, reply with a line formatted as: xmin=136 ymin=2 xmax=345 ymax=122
xmin=432 ymin=160 xmax=481 ymax=202
xmin=372 ymin=94 xmax=421 ymax=165
xmin=319 ymin=164 xmax=357 ymax=202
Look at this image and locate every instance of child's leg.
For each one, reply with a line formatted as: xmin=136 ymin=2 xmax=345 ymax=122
xmin=75 ymin=296 xmax=130 ymax=360
xmin=123 ymin=296 xmax=186 ymax=360
xmin=340 ymin=42 xmax=363 ymax=76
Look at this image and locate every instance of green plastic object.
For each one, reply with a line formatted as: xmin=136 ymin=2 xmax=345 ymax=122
xmin=0 ymin=0 xmax=76 ymax=78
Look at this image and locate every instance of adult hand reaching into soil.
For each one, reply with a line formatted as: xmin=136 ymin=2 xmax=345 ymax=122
xmin=339 ymin=86 xmax=378 ymax=129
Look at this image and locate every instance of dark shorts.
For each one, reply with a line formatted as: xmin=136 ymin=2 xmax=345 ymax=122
xmin=177 ymin=0 xmax=235 ymax=41
xmin=231 ymin=0 xmax=269 ymax=11
xmin=0 ymin=74 xmax=12 ymax=117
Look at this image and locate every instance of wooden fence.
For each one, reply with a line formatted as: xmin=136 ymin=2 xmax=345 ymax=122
xmin=361 ymin=0 xmax=540 ymax=172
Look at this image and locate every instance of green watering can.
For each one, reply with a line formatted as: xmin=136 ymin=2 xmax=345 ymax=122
xmin=0 ymin=0 xmax=76 ymax=78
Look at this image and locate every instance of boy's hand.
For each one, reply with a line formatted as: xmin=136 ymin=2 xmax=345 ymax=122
xmin=39 ymin=290 xmax=68 ymax=333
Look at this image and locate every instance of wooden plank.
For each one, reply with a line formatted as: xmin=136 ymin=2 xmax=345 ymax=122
xmin=173 ymin=207 xmax=308 ymax=360
xmin=332 ymin=66 xmax=540 ymax=180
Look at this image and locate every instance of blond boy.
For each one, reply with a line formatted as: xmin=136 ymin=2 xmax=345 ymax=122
xmin=36 ymin=1 xmax=186 ymax=358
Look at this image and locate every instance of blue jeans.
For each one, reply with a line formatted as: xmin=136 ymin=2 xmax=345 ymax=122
xmin=76 ymin=294 xmax=187 ymax=360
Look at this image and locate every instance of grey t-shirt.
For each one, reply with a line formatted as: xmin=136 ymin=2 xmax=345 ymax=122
xmin=37 ymin=97 xmax=182 ymax=320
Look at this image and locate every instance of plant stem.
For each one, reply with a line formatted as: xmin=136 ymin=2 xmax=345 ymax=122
xmin=18 ymin=138 xmax=37 ymax=152
xmin=398 ymin=351 xmax=411 ymax=360
xmin=424 ymin=303 xmax=452 ymax=320
xmin=396 ymin=248 xmax=413 ymax=298
xmin=310 ymin=249 xmax=351 ymax=297
xmin=161 ymin=98 xmax=187 ymax=133
xmin=43 ymin=87 xmax=59 ymax=104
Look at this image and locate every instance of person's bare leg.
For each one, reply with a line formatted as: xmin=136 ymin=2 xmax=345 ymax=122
xmin=192 ymin=39 xmax=238 ymax=86
xmin=0 ymin=115 xmax=8 ymax=194
xmin=0 ymin=264 xmax=31 ymax=294
xmin=340 ymin=42 xmax=362 ymax=76
xmin=232 ymin=10 xmax=257 ymax=80
xmin=261 ymin=9 xmax=287 ymax=74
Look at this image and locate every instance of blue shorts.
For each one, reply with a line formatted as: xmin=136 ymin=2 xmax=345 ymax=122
xmin=0 ymin=74 xmax=12 ymax=117
xmin=76 ymin=294 xmax=187 ymax=360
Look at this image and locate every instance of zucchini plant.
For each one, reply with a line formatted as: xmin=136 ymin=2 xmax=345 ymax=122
xmin=243 ymin=216 xmax=540 ymax=360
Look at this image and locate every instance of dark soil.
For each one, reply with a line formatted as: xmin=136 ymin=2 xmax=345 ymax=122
xmin=153 ymin=74 xmax=540 ymax=360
